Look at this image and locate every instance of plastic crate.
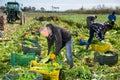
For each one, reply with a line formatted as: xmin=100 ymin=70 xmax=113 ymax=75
xmin=91 ymin=43 xmax=112 ymax=52
xmin=10 ymin=53 xmax=35 ymax=66
xmin=5 ymin=71 xmax=43 ymax=80
xmin=94 ymin=51 xmax=118 ymax=66
xmin=30 ymin=61 xmax=60 ymax=80
xmin=22 ymin=41 xmax=41 ymax=55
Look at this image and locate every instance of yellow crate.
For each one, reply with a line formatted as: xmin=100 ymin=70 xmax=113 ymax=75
xmin=79 ymin=34 xmax=87 ymax=39
xmin=91 ymin=43 xmax=112 ymax=52
xmin=30 ymin=61 xmax=60 ymax=80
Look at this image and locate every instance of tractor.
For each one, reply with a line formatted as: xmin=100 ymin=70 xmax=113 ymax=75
xmin=5 ymin=2 xmax=25 ymax=25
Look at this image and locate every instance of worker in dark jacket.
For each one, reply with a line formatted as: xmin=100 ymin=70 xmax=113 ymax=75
xmin=86 ymin=22 xmax=114 ymax=50
xmin=86 ymin=15 xmax=97 ymax=29
xmin=39 ymin=24 xmax=74 ymax=68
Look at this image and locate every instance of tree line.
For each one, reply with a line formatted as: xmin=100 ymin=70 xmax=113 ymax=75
xmin=0 ymin=5 xmax=120 ymax=14
xmin=66 ymin=5 xmax=120 ymax=14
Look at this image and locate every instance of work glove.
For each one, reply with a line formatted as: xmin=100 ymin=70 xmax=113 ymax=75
xmin=50 ymin=54 xmax=56 ymax=60
xmin=101 ymin=40 xmax=105 ymax=44
xmin=22 ymin=32 xmax=28 ymax=37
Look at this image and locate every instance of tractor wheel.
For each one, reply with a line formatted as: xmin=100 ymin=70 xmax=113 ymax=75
xmin=20 ymin=12 xmax=25 ymax=25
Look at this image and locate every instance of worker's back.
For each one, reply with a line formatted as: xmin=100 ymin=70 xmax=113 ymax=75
xmin=86 ymin=15 xmax=97 ymax=29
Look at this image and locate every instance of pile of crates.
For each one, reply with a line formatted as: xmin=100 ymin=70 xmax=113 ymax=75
xmin=0 ymin=14 xmax=7 ymax=31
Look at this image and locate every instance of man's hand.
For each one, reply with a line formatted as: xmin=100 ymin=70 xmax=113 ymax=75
xmin=50 ymin=54 xmax=56 ymax=60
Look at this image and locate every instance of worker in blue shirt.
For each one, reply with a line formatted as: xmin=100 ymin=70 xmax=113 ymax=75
xmin=108 ymin=11 xmax=116 ymax=22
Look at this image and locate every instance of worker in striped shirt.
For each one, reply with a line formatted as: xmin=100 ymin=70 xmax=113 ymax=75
xmin=86 ymin=21 xmax=114 ymax=50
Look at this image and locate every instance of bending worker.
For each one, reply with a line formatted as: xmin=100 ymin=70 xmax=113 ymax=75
xmin=86 ymin=15 xmax=97 ymax=29
xmin=86 ymin=22 xmax=114 ymax=50
xmin=39 ymin=24 xmax=74 ymax=68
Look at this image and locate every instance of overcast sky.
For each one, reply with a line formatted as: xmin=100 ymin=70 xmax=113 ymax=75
xmin=0 ymin=0 xmax=120 ymax=11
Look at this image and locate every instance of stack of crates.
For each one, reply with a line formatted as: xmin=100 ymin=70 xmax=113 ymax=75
xmin=0 ymin=14 xmax=7 ymax=31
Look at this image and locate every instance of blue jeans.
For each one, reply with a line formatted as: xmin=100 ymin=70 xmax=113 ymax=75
xmin=65 ymin=39 xmax=74 ymax=68
xmin=86 ymin=25 xmax=94 ymax=50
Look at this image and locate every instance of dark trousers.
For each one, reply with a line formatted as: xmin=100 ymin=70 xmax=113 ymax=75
xmin=86 ymin=25 xmax=95 ymax=50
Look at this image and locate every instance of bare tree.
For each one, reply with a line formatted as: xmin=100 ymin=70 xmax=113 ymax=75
xmin=40 ymin=7 xmax=46 ymax=12
xmin=32 ymin=7 xmax=36 ymax=11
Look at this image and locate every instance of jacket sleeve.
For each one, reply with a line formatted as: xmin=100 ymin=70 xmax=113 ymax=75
xmin=54 ymin=30 xmax=62 ymax=55
xmin=47 ymin=38 xmax=52 ymax=55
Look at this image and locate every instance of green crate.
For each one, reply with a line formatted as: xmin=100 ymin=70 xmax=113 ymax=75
xmin=10 ymin=53 xmax=36 ymax=66
xmin=6 ymin=71 xmax=43 ymax=80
